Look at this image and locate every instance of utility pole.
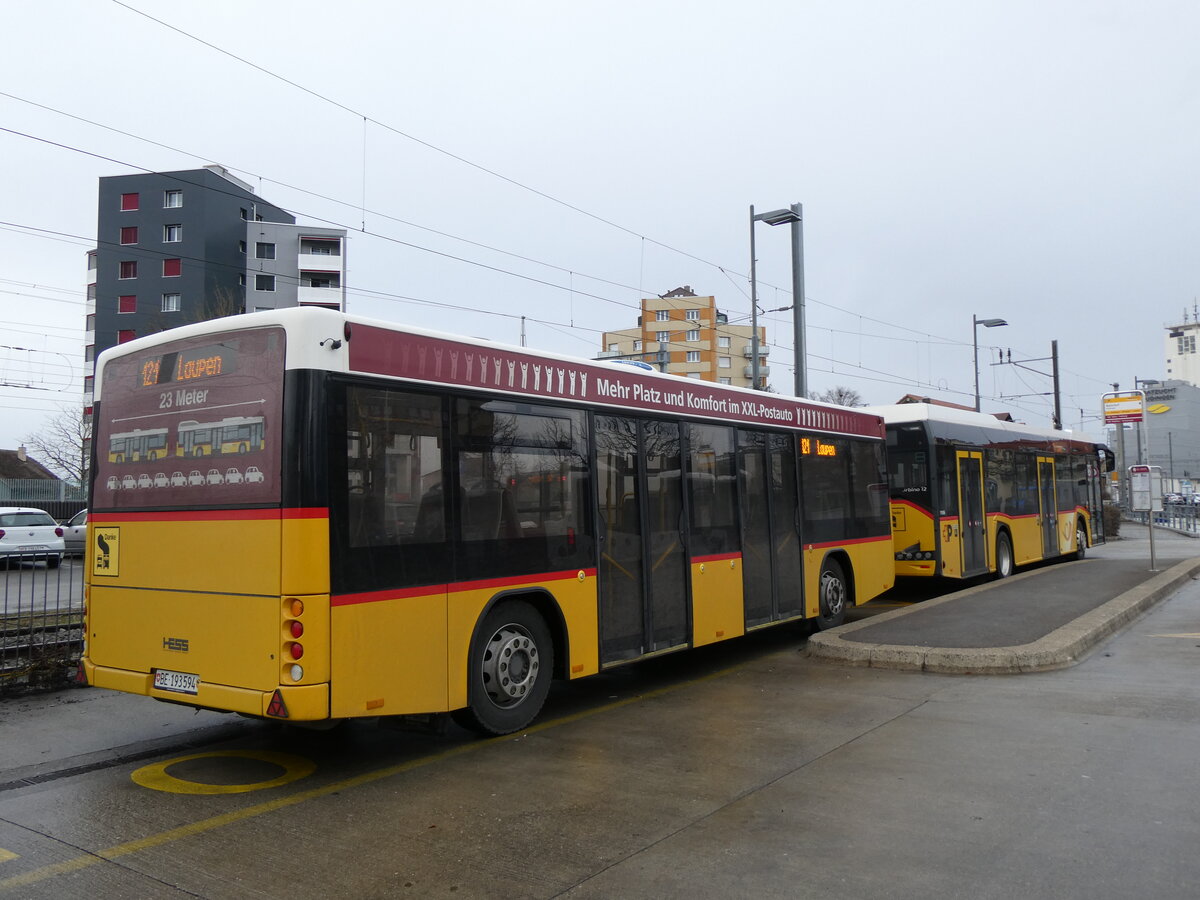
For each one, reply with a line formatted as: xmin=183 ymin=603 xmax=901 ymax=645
xmin=1051 ymin=340 xmax=1062 ymax=430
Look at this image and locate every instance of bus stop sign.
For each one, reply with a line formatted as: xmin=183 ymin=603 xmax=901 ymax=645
xmin=1129 ymin=464 xmax=1162 ymax=512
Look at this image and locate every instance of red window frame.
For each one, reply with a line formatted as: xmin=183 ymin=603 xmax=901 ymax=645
xmin=120 ymin=226 xmax=138 ymax=245
xmin=162 ymin=258 xmax=182 ymax=277
xmin=120 ymin=193 xmax=139 ymax=211
xmin=117 ymin=330 xmax=136 ymax=344
xmin=118 ymin=295 xmax=136 ymax=314
xmin=119 ymin=260 xmax=137 ymax=279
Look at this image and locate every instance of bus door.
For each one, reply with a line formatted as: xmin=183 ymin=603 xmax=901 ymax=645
xmin=1037 ymin=456 xmax=1058 ymax=557
xmin=739 ymin=430 xmax=803 ymax=627
xmin=596 ymin=416 xmax=690 ymax=663
xmin=956 ymin=451 xmax=987 ymax=575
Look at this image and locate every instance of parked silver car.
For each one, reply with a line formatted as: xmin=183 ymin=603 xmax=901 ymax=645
xmin=62 ymin=508 xmax=87 ymax=556
xmin=0 ymin=507 xmax=65 ymax=568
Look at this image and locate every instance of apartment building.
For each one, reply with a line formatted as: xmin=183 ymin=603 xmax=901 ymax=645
xmin=599 ymin=286 xmax=769 ymax=389
xmin=85 ymin=165 xmax=346 ymax=411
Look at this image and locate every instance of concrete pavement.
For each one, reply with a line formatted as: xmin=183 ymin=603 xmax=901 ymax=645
xmin=808 ymin=522 xmax=1200 ymax=673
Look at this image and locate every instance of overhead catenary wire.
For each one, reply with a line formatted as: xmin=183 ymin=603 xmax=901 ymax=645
xmin=0 ymin=95 xmax=1097 ymax=402
xmin=0 ymin=89 xmax=1110 ymax=420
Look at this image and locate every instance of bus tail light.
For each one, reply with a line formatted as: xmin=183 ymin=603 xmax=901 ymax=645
xmin=290 ymin=598 xmax=304 ymax=617
xmin=289 ymin=642 xmax=304 ymax=660
xmin=289 ymin=664 xmax=304 ymax=682
xmin=290 ymin=620 xmax=304 ymax=639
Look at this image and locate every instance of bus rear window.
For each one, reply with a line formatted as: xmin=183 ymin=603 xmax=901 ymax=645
xmin=93 ymin=326 xmax=285 ymax=510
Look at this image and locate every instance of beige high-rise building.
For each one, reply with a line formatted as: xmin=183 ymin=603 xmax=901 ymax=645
xmin=598 ymin=286 xmax=769 ymax=389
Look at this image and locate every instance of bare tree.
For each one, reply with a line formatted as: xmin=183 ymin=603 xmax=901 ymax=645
xmin=811 ymin=386 xmax=865 ymax=407
xmin=24 ymin=405 xmax=92 ymax=484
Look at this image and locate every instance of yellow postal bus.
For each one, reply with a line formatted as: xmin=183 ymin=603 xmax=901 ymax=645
xmin=869 ymin=403 xmax=1113 ymax=580
xmin=83 ymin=308 xmax=894 ymax=734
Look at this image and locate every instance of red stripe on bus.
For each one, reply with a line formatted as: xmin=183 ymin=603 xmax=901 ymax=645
xmin=282 ymin=507 xmax=329 ymax=519
xmin=803 ymin=534 xmax=892 ymax=551
xmin=454 ymin=568 xmax=596 ymax=593
xmin=91 ymin=507 xmax=327 ymax=523
xmin=332 ymin=584 xmax=448 ymax=607
xmin=891 ymin=498 xmax=932 ymax=517
xmin=692 ymin=552 xmax=741 ymax=564
xmin=331 ymin=568 xmax=598 ymax=608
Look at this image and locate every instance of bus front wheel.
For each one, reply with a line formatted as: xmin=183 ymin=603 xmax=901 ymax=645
xmin=814 ymin=558 xmax=848 ymax=631
xmin=1075 ymin=521 xmax=1088 ymax=560
xmin=453 ymin=600 xmax=553 ymax=736
xmin=995 ymin=532 xmax=1014 ymax=578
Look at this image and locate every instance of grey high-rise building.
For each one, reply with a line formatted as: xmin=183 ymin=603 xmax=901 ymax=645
xmin=85 ymin=165 xmax=346 ymax=412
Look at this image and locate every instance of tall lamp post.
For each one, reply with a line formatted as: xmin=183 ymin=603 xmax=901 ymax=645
xmin=749 ymin=204 xmax=805 ymax=395
xmin=973 ymin=315 xmax=1008 ymax=411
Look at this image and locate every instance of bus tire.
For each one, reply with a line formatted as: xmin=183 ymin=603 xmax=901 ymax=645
xmin=814 ymin=557 xmax=848 ymax=631
xmin=453 ymin=600 xmax=553 ymax=736
xmin=995 ymin=532 xmax=1014 ymax=578
xmin=1075 ymin=521 xmax=1088 ymax=560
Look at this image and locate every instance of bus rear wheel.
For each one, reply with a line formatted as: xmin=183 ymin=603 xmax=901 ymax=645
xmin=813 ymin=558 xmax=848 ymax=631
xmin=453 ymin=600 xmax=553 ymax=736
xmin=995 ymin=532 xmax=1014 ymax=578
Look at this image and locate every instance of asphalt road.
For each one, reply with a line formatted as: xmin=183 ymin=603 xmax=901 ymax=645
xmin=0 ymin=524 xmax=1197 ymax=897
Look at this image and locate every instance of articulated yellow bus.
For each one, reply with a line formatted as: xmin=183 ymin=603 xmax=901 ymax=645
xmin=83 ymin=308 xmax=894 ymax=734
xmin=868 ymin=403 xmax=1113 ymax=580
xmin=176 ymin=415 xmax=267 ymax=457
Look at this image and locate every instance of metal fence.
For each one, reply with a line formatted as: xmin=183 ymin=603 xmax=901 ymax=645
xmin=0 ymin=553 xmax=83 ymax=695
xmin=0 ymin=478 xmax=87 ymax=525
xmin=0 ymin=477 xmax=86 ymax=503
xmin=1128 ymin=503 xmax=1200 ymax=536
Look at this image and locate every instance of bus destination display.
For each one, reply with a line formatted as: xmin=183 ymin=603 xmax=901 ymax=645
xmin=139 ymin=345 xmax=237 ymax=387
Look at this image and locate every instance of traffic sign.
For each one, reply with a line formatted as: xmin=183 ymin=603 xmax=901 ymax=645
xmin=1103 ymin=391 xmax=1145 ymax=424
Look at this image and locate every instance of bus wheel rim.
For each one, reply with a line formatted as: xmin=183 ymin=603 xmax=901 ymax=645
xmin=821 ymin=570 xmax=845 ymax=618
xmin=482 ymin=624 xmax=539 ymax=708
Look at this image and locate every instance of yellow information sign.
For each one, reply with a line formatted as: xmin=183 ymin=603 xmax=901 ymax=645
xmin=1103 ymin=391 xmax=1144 ymax=424
xmin=91 ymin=526 xmax=120 ymax=577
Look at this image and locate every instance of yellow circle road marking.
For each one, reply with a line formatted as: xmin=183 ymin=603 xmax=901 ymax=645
xmin=131 ymin=750 xmax=316 ymax=795
xmin=5 ymin=654 xmax=754 ymax=890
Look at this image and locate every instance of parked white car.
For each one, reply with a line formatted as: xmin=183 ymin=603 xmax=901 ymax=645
xmin=171 ymin=471 xmax=187 ymax=487
xmin=188 ymin=470 xmax=204 ymax=486
xmin=225 ymin=467 xmax=244 ymax=485
xmin=153 ymin=472 xmax=169 ymax=488
xmin=0 ymin=507 xmax=65 ymax=568
xmin=106 ymin=476 xmax=120 ymax=491
xmin=244 ymin=466 xmax=265 ymax=484
xmin=206 ymin=468 xmax=224 ymax=485
xmin=137 ymin=473 xmax=153 ymax=489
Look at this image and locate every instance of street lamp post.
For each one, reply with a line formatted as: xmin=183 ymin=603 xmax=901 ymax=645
xmin=749 ymin=204 xmax=805 ymax=395
xmin=973 ymin=315 xmax=1008 ymax=412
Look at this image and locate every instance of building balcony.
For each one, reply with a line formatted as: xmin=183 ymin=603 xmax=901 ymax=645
xmin=298 ymin=284 xmax=343 ymax=306
xmin=597 ymin=350 xmax=622 ymax=359
xmin=744 ymin=365 xmax=770 ymax=379
xmin=297 ymin=252 xmax=343 ymax=272
xmin=742 ymin=345 xmax=770 ymax=358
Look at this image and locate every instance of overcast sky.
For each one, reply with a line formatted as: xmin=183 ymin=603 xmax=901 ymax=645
xmin=2 ymin=0 xmax=1197 ymax=459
